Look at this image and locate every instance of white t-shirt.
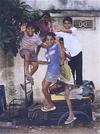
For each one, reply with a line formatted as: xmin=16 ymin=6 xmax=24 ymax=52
xmin=55 ymin=27 xmax=82 ymax=57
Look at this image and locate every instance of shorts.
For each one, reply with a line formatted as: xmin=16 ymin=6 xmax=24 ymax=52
xmin=45 ymin=72 xmax=59 ymax=83
xmin=19 ymin=49 xmax=37 ymax=62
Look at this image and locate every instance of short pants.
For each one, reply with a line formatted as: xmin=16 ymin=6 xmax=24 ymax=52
xmin=45 ymin=72 xmax=59 ymax=83
xmin=19 ymin=48 xmax=37 ymax=62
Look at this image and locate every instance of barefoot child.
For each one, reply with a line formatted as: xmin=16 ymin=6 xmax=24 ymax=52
xmin=19 ymin=22 xmax=42 ymax=85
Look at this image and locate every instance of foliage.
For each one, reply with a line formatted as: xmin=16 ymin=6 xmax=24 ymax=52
xmin=0 ymin=0 xmax=41 ymax=56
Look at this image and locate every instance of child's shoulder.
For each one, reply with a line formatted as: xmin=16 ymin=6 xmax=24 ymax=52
xmin=31 ymin=33 xmax=40 ymax=39
xmin=52 ymin=43 xmax=59 ymax=49
xmin=70 ymin=27 xmax=77 ymax=35
xmin=70 ymin=27 xmax=77 ymax=31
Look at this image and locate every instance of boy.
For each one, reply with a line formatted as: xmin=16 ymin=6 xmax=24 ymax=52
xmin=39 ymin=12 xmax=52 ymax=41
xmin=41 ymin=32 xmax=60 ymax=112
xmin=41 ymin=32 xmax=77 ymax=124
xmin=55 ymin=16 xmax=83 ymax=86
xmin=59 ymin=37 xmax=77 ymax=124
xmin=54 ymin=18 xmax=82 ymax=124
xmin=19 ymin=22 xmax=42 ymax=85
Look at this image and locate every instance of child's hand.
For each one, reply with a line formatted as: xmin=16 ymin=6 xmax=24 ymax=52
xmin=60 ymin=28 xmax=72 ymax=33
xmin=20 ymin=24 xmax=26 ymax=32
xmin=42 ymin=43 xmax=48 ymax=48
xmin=52 ymin=23 xmax=62 ymax=32
xmin=60 ymin=28 xmax=67 ymax=32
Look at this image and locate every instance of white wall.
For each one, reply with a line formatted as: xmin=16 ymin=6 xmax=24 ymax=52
xmin=78 ymin=17 xmax=100 ymax=90
xmin=24 ymin=0 xmax=100 ymax=10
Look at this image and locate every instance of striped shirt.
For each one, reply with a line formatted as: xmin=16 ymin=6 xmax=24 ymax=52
xmin=20 ymin=32 xmax=42 ymax=51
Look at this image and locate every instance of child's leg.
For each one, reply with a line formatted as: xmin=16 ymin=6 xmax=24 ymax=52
xmin=64 ymin=84 xmax=75 ymax=119
xmin=30 ymin=61 xmax=39 ymax=76
xmin=42 ymin=79 xmax=54 ymax=108
xmin=68 ymin=60 xmax=76 ymax=84
xmin=24 ymin=51 xmax=30 ymax=76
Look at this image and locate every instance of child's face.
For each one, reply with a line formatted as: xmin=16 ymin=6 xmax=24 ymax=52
xmin=45 ymin=36 xmax=55 ymax=47
xmin=26 ymin=27 xmax=35 ymax=37
xmin=42 ymin=15 xmax=50 ymax=22
xmin=63 ymin=20 xmax=72 ymax=29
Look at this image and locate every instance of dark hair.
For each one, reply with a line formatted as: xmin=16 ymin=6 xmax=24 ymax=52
xmin=45 ymin=32 xmax=56 ymax=40
xmin=63 ymin=16 xmax=72 ymax=24
xmin=59 ymin=37 xmax=64 ymax=42
xmin=41 ymin=11 xmax=51 ymax=18
xmin=26 ymin=22 xmax=36 ymax=29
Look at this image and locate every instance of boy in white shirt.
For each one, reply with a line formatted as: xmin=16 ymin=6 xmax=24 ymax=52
xmin=55 ymin=16 xmax=83 ymax=86
xmin=54 ymin=17 xmax=83 ymax=124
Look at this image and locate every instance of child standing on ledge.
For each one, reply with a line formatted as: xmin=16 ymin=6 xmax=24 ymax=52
xmin=41 ymin=32 xmax=60 ymax=112
xmin=19 ymin=22 xmax=42 ymax=85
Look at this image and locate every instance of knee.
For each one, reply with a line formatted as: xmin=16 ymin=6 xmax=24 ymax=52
xmin=31 ymin=62 xmax=39 ymax=71
xmin=65 ymin=92 xmax=70 ymax=100
xmin=42 ymin=81 xmax=45 ymax=92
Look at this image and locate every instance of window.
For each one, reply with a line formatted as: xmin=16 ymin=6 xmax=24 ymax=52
xmin=73 ymin=17 xmax=96 ymax=30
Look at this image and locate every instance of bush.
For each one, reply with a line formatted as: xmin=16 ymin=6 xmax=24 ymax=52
xmin=0 ymin=0 xmax=41 ymax=56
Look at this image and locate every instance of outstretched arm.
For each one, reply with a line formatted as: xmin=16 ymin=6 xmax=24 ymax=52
xmin=36 ymin=42 xmax=48 ymax=55
xmin=59 ymin=39 xmax=65 ymax=65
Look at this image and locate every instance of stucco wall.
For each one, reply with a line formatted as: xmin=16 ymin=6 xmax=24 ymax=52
xmin=78 ymin=17 xmax=100 ymax=90
xmin=25 ymin=0 xmax=100 ymax=10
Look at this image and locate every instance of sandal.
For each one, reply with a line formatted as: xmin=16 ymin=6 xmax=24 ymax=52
xmin=41 ymin=106 xmax=56 ymax=112
xmin=64 ymin=117 xmax=77 ymax=124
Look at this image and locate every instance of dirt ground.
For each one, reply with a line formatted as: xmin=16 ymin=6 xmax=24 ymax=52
xmin=0 ymin=119 xmax=100 ymax=134
xmin=0 ymin=121 xmax=100 ymax=134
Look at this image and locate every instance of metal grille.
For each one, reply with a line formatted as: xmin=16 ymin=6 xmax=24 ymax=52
xmin=73 ymin=17 xmax=95 ymax=30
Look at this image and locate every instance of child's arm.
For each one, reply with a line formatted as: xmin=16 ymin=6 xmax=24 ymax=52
xmin=58 ymin=38 xmax=71 ymax=61
xmin=36 ymin=42 xmax=48 ymax=55
xmin=65 ymin=52 xmax=71 ymax=59
xmin=19 ymin=23 xmax=26 ymax=38
xmin=61 ymin=28 xmax=72 ymax=33
xmin=52 ymin=22 xmax=63 ymax=32
xmin=59 ymin=38 xmax=65 ymax=66
xmin=61 ymin=27 xmax=77 ymax=35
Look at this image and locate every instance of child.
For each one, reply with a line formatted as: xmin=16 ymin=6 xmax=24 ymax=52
xmin=19 ymin=22 xmax=43 ymax=85
xmin=59 ymin=37 xmax=77 ymax=124
xmin=39 ymin=12 xmax=52 ymax=41
xmin=55 ymin=16 xmax=83 ymax=86
xmin=41 ymin=32 xmax=60 ymax=112
xmin=54 ymin=16 xmax=83 ymax=124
